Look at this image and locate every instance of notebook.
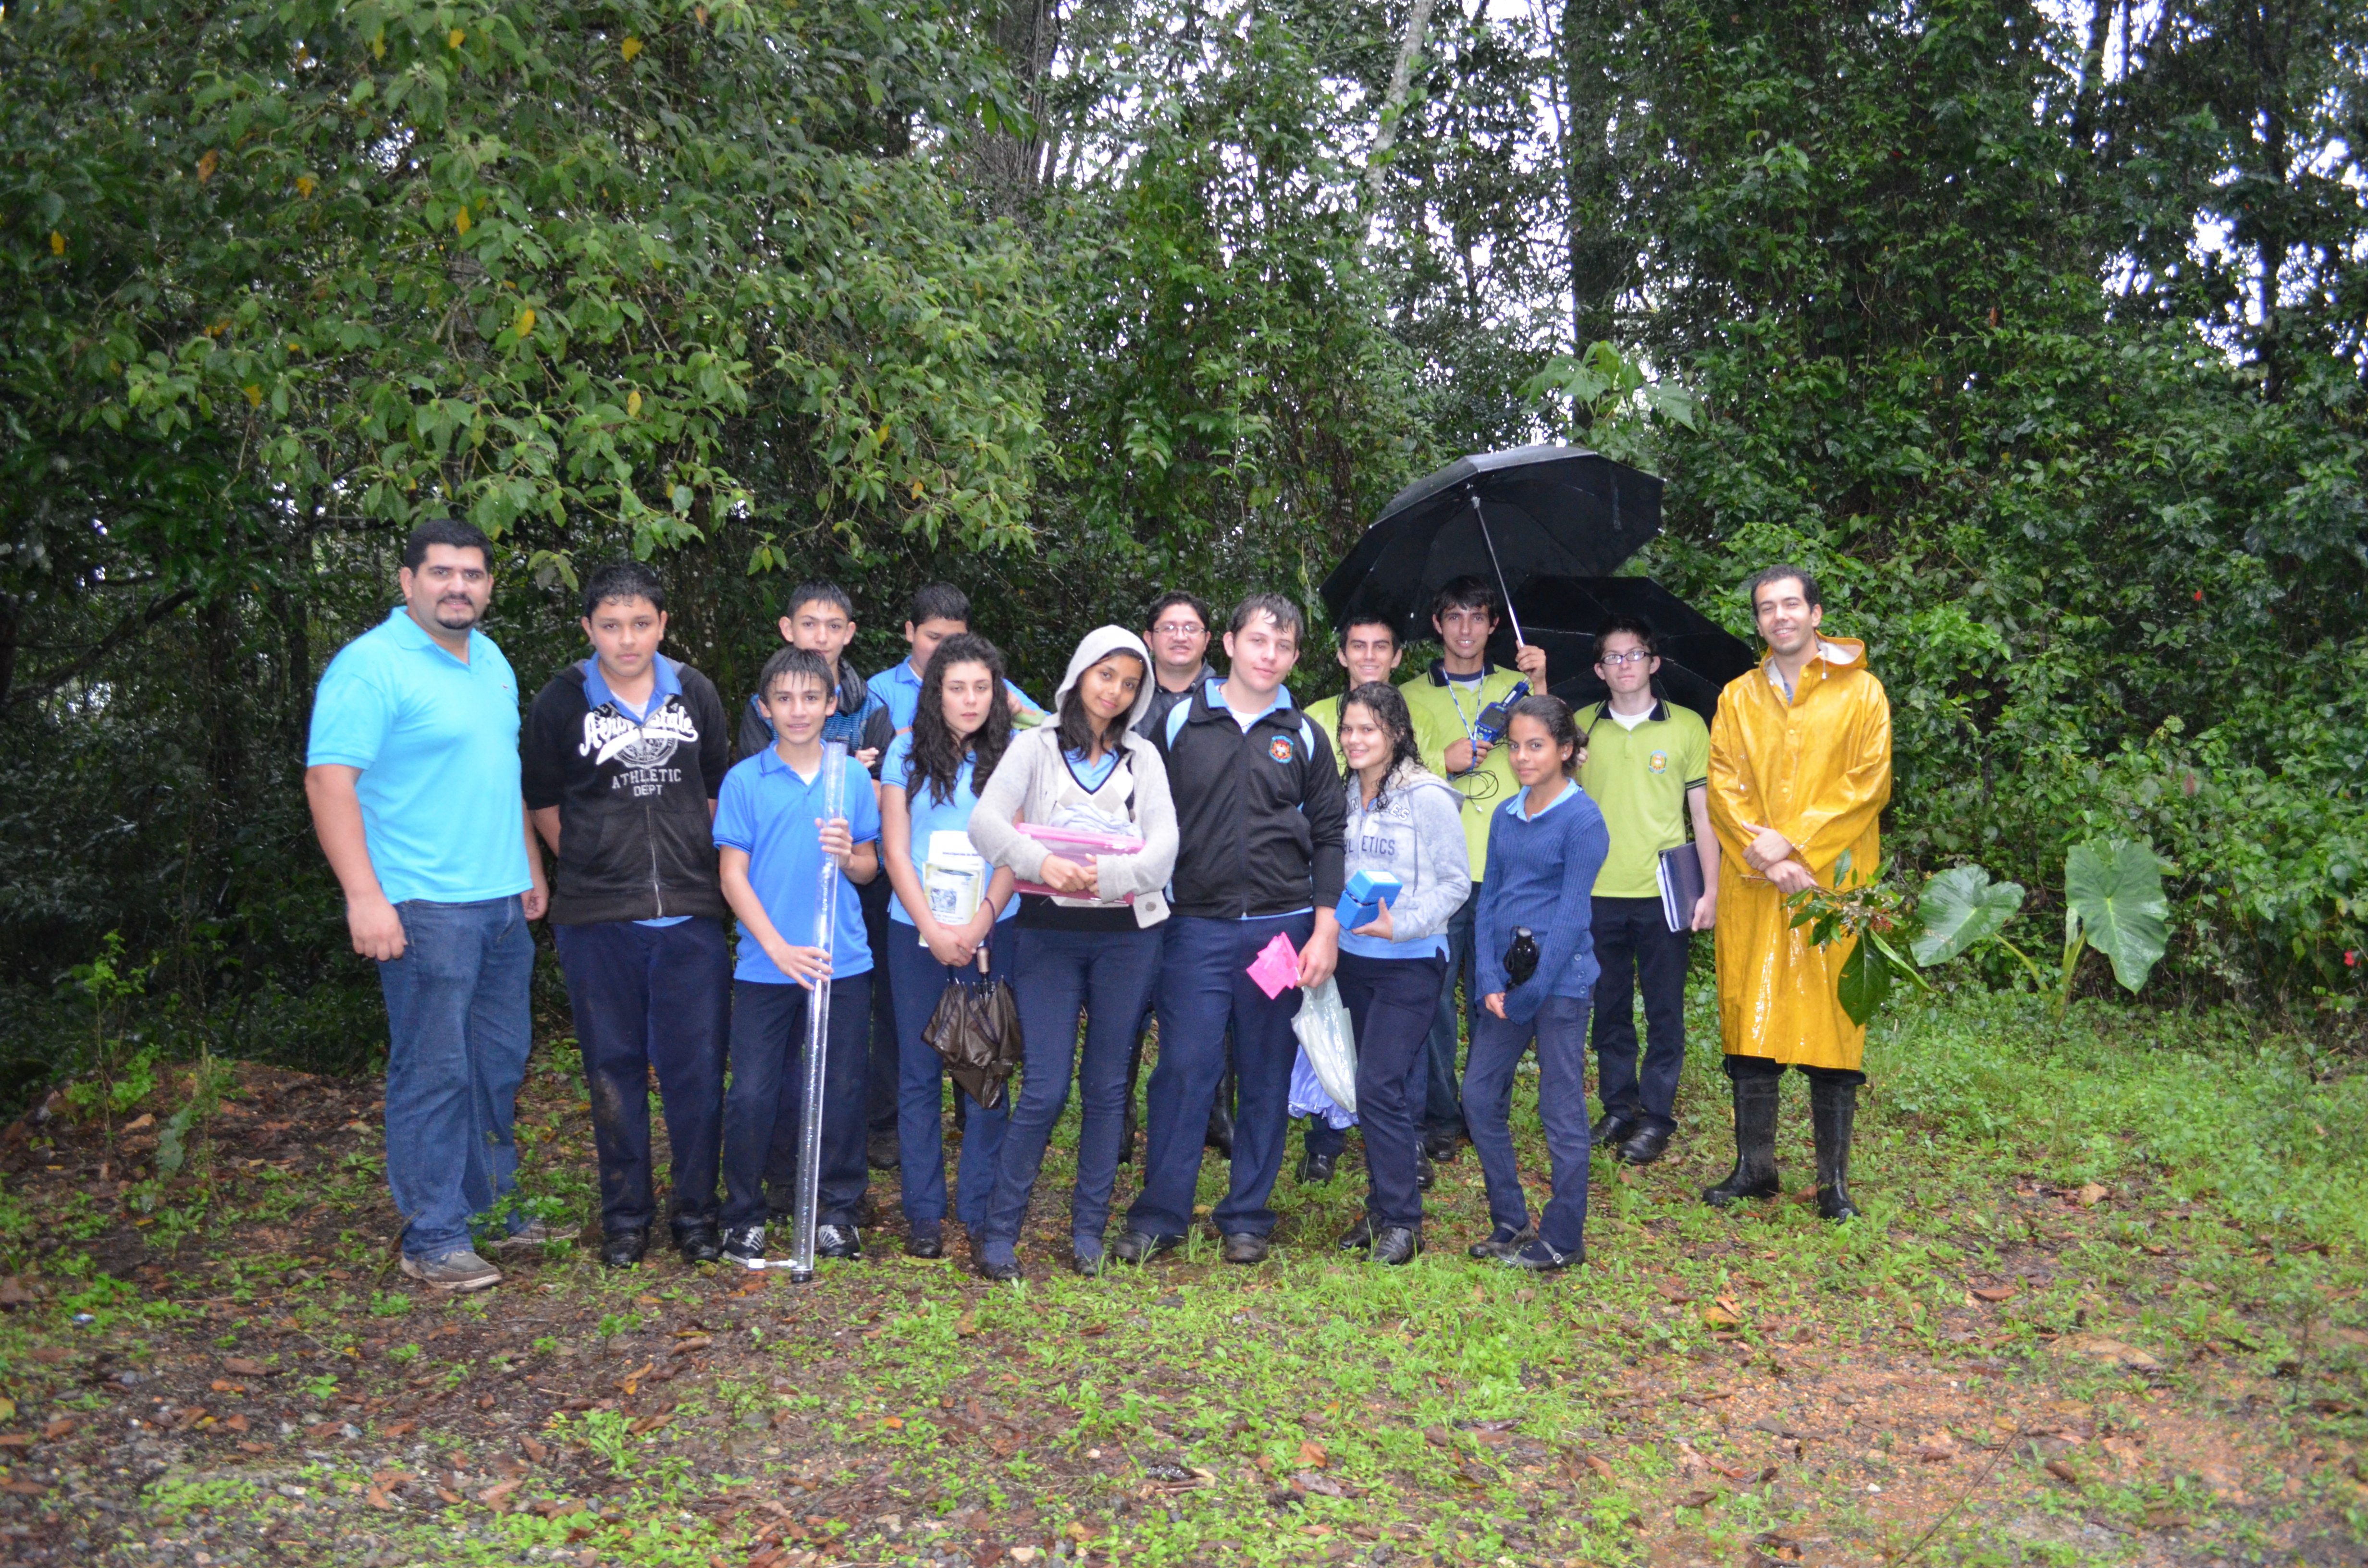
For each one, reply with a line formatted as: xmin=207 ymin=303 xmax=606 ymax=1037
xmin=1658 ymin=843 xmax=1705 ymax=933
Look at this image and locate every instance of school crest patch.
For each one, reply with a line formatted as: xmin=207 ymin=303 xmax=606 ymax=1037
xmin=1647 ymin=750 xmax=1669 ymax=773
xmin=1269 ymin=735 xmax=1294 ymax=763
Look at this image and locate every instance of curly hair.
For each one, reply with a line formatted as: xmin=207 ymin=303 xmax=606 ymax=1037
xmin=906 ymin=635 xmax=1013 ymax=807
xmin=1340 ymin=682 xmax=1420 ymax=806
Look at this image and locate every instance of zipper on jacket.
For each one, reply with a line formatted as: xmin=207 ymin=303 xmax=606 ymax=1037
xmin=647 ymin=799 xmax=664 ymax=918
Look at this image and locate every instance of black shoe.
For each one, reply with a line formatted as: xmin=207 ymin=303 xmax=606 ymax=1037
xmin=674 ymin=1224 xmax=723 ymax=1265
xmin=1371 ymin=1226 xmax=1421 ymax=1266
xmin=600 ymin=1229 xmax=650 ymax=1269
xmin=904 ymin=1229 xmax=944 ymax=1260
xmin=720 ymin=1224 xmax=767 ymax=1263
xmin=1703 ymin=1072 xmax=1782 ymax=1208
xmin=1111 ymin=1230 xmax=1182 ymax=1265
xmin=1221 ymin=1232 xmax=1270 ymax=1265
xmin=1590 ymin=1111 xmax=1637 ymax=1150
xmin=1071 ymin=1246 xmax=1105 ymax=1278
xmin=1423 ymin=1130 xmax=1461 ymax=1163
xmin=1297 ymin=1149 xmax=1338 ymax=1184
xmin=1417 ymin=1149 xmax=1436 ymax=1190
xmin=1499 ymin=1237 xmax=1580 ymax=1272
xmin=853 ymin=1191 xmax=879 ymax=1227
xmin=1811 ymin=1078 xmax=1861 ymax=1222
xmin=976 ymin=1252 xmax=1020 ymax=1283
xmin=866 ymin=1131 xmax=901 ymax=1171
xmin=1467 ymin=1224 xmax=1533 ymax=1261
xmin=1616 ymin=1122 xmax=1674 ymax=1165
xmin=1336 ymin=1215 xmax=1374 ymax=1252
xmin=815 ymin=1224 xmax=863 ymax=1260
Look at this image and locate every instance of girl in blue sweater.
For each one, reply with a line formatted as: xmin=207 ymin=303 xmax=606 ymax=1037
xmin=1466 ymin=696 xmax=1611 ymax=1272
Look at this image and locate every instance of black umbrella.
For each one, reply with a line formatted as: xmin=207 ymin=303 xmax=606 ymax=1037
xmin=1508 ymin=576 xmax=1760 ymax=724
xmin=1319 ymin=445 xmax=1662 ymax=649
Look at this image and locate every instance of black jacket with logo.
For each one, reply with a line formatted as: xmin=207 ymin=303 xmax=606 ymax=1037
xmin=1154 ymin=680 xmax=1348 ymax=920
xmin=522 ymin=660 xmax=731 ymax=926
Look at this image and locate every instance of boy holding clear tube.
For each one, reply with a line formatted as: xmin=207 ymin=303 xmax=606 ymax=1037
xmin=714 ymin=647 xmax=882 ymax=1263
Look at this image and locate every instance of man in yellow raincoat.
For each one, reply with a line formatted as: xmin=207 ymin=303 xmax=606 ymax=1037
xmin=1703 ymin=565 xmax=1891 ymax=1220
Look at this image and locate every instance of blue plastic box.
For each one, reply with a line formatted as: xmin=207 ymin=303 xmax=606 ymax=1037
xmin=1334 ymin=870 xmax=1403 ymax=931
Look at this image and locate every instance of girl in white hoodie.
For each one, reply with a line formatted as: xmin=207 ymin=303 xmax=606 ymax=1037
xmin=966 ymin=627 xmax=1180 ymax=1277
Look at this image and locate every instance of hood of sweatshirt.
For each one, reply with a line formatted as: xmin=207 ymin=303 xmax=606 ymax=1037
xmin=1056 ymin=626 xmax=1159 ymax=733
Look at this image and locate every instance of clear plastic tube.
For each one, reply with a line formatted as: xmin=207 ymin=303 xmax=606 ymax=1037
xmin=788 ymin=737 xmax=848 ymax=1283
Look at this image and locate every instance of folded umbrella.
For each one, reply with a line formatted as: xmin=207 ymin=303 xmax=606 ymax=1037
xmin=922 ymin=970 xmax=1026 ymax=1111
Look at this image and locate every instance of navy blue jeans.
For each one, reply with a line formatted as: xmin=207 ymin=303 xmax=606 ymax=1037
xmin=1421 ymin=887 xmax=1479 ymax=1139
xmin=374 ymin=896 xmax=536 ymax=1261
xmin=985 ymin=925 xmax=1163 ymax=1251
xmin=553 ymin=918 xmax=730 ymax=1237
xmin=1463 ymin=993 xmax=1594 ymax=1256
xmin=1339 ymin=951 xmax=1445 ymax=1230
xmin=1589 ymin=895 xmax=1691 ymax=1132
xmin=1127 ymin=912 xmax=1313 ymax=1240
xmin=862 ymin=877 xmax=900 ymax=1137
xmin=723 ymin=972 xmax=873 ymax=1229
xmin=884 ymin=932 xmax=1009 ymax=1232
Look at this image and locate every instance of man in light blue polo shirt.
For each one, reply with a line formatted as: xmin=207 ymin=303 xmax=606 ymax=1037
xmin=305 ymin=518 xmax=547 ymax=1292
xmin=867 ymin=582 xmax=1047 ymax=735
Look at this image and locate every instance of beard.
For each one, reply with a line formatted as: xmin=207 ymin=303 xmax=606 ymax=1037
xmin=431 ymin=596 xmax=482 ymax=630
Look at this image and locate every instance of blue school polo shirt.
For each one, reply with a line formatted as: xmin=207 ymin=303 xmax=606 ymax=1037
xmin=305 ymin=607 xmax=531 ymax=906
xmin=713 ymin=747 xmax=882 ymax=985
xmin=878 ymin=735 xmax=1018 ymax=931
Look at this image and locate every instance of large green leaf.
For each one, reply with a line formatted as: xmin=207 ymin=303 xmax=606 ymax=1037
xmin=1912 ymin=866 xmax=2025 ymax=966
xmin=1836 ymin=936 xmax=1892 ymax=1026
xmin=2064 ymin=838 xmax=2170 ymax=993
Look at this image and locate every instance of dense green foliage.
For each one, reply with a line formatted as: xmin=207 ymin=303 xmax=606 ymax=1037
xmin=1 ymin=0 xmax=2361 ymax=1091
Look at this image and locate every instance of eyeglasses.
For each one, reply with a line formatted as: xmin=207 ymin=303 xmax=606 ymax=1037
xmin=1151 ymin=621 xmax=1206 ymax=638
xmin=1599 ymin=650 xmax=1653 ymax=667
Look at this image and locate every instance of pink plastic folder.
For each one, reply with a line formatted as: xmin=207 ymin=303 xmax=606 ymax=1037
xmin=1011 ymin=821 xmax=1145 ymax=900
xmin=1246 ymin=931 xmax=1301 ymax=1000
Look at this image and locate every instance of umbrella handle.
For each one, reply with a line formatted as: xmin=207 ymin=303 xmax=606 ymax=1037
xmin=1468 ymin=491 xmax=1528 ymax=650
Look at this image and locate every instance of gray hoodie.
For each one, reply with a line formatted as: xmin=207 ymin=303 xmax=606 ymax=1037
xmin=966 ymin=627 xmax=1178 ymax=929
xmin=1338 ymin=759 xmax=1471 ymax=961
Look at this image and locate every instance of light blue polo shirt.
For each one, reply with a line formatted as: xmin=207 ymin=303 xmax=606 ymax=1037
xmin=305 ymin=607 xmax=531 ymax=906
xmin=878 ymin=735 xmax=1017 ymax=930
xmin=868 ymin=660 xmax=1046 ymax=733
xmin=713 ymin=747 xmax=882 ymax=985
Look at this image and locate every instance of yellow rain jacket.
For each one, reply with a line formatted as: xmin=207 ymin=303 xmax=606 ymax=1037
xmin=1705 ymin=636 xmax=1893 ymax=1070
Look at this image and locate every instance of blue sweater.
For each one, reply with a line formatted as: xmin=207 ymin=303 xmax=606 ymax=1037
xmin=1474 ymin=780 xmax=1611 ymax=1024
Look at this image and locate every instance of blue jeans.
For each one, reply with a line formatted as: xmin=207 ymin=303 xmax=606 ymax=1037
xmin=985 ymin=925 xmax=1163 ymax=1251
xmin=723 ymin=973 xmax=873 ymax=1229
xmin=1463 ymin=994 xmax=1594 ymax=1255
xmin=1421 ymin=887 xmax=1479 ymax=1139
xmin=1339 ymin=952 xmax=1446 ymax=1229
xmin=552 ymin=918 xmax=729 ymax=1237
xmin=1589 ymin=895 xmax=1690 ymax=1132
xmin=1126 ymin=913 xmax=1313 ymax=1240
xmin=375 ymin=896 xmax=536 ymax=1261
xmin=885 ymin=933 xmax=1010 ymax=1231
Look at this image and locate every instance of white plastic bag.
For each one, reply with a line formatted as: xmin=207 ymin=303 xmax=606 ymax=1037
xmin=1291 ymin=977 xmax=1358 ymax=1114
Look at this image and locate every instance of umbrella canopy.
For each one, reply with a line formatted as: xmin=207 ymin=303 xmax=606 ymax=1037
xmin=1319 ymin=445 xmax=1662 ymax=647
xmin=1511 ymin=576 xmax=1759 ymax=724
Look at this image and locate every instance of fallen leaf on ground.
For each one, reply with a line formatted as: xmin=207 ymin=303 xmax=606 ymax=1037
xmin=1673 ymin=1488 xmax=1716 ymax=1509
xmin=2056 ymin=1335 xmax=2161 ymax=1372
xmin=28 ymin=1348 xmax=71 ymax=1365
xmin=2045 ymin=1459 xmax=2080 ymax=1483
xmin=520 ymin=1434 xmax=549 ymax=1462
xmin=380 ymin=1421 xmax=414 ymax=1438
xmin=1971 ymin=1285 xmax=2018 ymax=1302
xmin=1583 ymin=1455 xmax=1615 ymax=1479
xmin=2075 ymin=1182 xmax=2109 ymax=1207
xmin=223 ymin=1358 xmax=267 ymax=1377
xmin=1296 ymin=1439 xmax=1326 ymax=1468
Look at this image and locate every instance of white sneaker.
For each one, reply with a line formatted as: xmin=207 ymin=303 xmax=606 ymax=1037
xmin=399 ymin=1249 xmax=503 ymax=1290
xmin=488 ymin=1218 xmax=553 ymax=1251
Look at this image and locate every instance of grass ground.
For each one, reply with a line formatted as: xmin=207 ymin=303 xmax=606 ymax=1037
xmin=0 ymin=982 xmax=2362 ymax=1568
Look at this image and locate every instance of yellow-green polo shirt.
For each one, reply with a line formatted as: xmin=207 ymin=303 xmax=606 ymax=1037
xmin=1573 ymin=700 xmax=1710 ymax=898
xmin=1404 ymin=662 xmax=1526 ymax=882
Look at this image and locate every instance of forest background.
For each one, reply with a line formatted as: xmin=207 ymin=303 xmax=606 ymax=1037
xmin=0 ymin=0 xmax=2362 ymax=1098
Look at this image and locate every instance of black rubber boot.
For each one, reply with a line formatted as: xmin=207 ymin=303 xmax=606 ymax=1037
xmin=1118 ymin=1030 xmax=1147 ymax=1165
xmin=1205 ymin=1065 xmax=1236 ymax=1160
xmin=1701 ymin=1071 xmax=1781 ymax=1208
xmin=1811 ymin=1077 xmax=1861 ymax=1222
